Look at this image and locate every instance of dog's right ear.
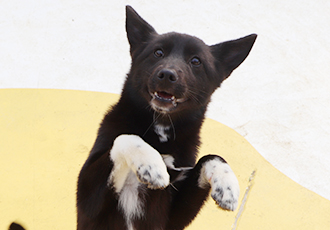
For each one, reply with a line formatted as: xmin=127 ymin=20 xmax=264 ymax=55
xmin=211 ymin=34 xmax=257 ymax=81
xmin=126 ymin=6 xmax=157 ymax=56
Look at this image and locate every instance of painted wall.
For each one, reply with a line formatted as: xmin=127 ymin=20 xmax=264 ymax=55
xmin=1 ymin=0 xmax=329 ymax=203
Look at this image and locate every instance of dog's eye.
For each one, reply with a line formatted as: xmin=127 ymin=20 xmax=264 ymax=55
xmin=154 ymin=49 xmax=164 ymax=58
xmin=190 ymin=57 xmax=201 ymax=66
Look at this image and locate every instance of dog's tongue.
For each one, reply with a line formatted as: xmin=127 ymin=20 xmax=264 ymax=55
xmin=156 ymin=91 xmax=174 ymax=100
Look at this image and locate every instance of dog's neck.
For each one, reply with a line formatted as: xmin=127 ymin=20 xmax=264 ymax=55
xmin=115 ymin=92 xmax=207 ymax=142
xmin=153 ymin=122 xmax=171 ymax=143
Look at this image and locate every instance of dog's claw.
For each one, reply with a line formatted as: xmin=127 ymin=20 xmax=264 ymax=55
xmin=210 ymin=174 xmax=239 ymax=211
xmin=211 ymin=186 xmax=238 ymax=211
xmin=136 ymin=164 xmax=170 ymax=189
xmin=200 ymin=158 xmax=240 ymax=211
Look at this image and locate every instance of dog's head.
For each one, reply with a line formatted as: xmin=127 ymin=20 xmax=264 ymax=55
xmin=124 ymin=6 xmax=257 ymax=115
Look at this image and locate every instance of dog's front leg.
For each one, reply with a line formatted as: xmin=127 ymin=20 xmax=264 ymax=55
xmin=198 ymin=155 xmax=240 ymax=211
xmin=108 ymin=134 xmax=170 ymax=193
xmin=166 ymin=155 xmax=239 ymax=230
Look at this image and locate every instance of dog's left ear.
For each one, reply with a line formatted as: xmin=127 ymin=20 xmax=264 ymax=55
xmin=211 ymin=34 xmax=257 ymax=80
xmin=126 ymin=6 xmax=157 ymax=56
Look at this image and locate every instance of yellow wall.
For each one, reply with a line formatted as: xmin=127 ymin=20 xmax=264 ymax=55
xmin=1 ymin=89 xmax=329 ymax=229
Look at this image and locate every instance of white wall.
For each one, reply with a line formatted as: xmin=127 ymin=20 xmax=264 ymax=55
xmin=1 ymin=0 xmax=329 ymax=200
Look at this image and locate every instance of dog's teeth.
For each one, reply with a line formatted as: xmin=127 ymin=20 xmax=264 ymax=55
xmin=171 ymin=96 xmax=177 ymax=106
xmin=172 ymin=100 xmax=177 ymax=107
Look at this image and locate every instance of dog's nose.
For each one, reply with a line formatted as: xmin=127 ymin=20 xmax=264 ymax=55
xmin=157 ymin=69 xmax=178 ymax=83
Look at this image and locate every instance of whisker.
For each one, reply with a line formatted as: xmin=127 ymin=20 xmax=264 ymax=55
xmin=187 ymin=89 xmax=204 ymax=106
xmin=170 ymin=183 xmax=179 ymax=191
xmin=167 ymin=114 xmax=176 ymax=141
xmin=188 ymin=86 xmax=209 ymax=95
xmin=143 ymin=111 xmax=161 ymax=137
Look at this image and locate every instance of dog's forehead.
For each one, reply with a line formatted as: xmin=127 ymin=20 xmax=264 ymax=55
xmin=155 ymin=32 xmax=209 ymax=55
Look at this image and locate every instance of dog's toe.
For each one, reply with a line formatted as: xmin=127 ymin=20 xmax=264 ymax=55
xmin=200 ymin=157 xmax=239 ymax=211
xmin=211 ymin=185 xmax=238 ymax=211
xmin=136 ymin=164 xmax=170 ymax=189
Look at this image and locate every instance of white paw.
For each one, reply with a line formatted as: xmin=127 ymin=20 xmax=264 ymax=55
xmin=110 ymin=134 xmax=170 ymax=191
xmin=135 ymin=163 xmax=169 ymax=189
xmin=200 ymin=158 xmax=240 ymax=211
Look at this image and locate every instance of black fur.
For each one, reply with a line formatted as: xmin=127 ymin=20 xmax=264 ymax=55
xmin=9 ymin=223 xmax=25 ymax=230
xmin=77 ymin=6 xmax=256 ymax=230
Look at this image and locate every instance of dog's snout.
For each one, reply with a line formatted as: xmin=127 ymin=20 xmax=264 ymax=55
xmin=157 ymin=69 xmax=178 ymax=83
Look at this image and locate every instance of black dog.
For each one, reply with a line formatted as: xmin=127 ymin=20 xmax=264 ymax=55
xmin=77 ymin=6 xmax=256 ymax=230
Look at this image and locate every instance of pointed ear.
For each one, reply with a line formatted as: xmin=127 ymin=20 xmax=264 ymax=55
xmin=126 ymin=6 xmax=157 ymax=56
xmin=211 ymin=34 xmax=257 ymax=78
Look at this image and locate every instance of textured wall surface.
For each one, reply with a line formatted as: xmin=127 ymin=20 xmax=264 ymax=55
xmin=1 ymin=0 xmax=329 ymax=212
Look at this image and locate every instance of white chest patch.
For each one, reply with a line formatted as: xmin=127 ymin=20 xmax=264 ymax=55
xmin=109 ymin=134 xmax=170 ymax=229
xmin=154 ymin=124 xmax=170 ymax=142
xmin=119 ymin=171 xmax=144 ymax=229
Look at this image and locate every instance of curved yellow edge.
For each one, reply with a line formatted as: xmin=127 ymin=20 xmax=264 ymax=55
xmin=1 ymin=89 xmax=329 ymax=230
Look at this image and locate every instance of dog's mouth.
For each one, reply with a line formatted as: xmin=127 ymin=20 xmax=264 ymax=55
xmin=150 ymin=91 xmax=186 ymax=113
